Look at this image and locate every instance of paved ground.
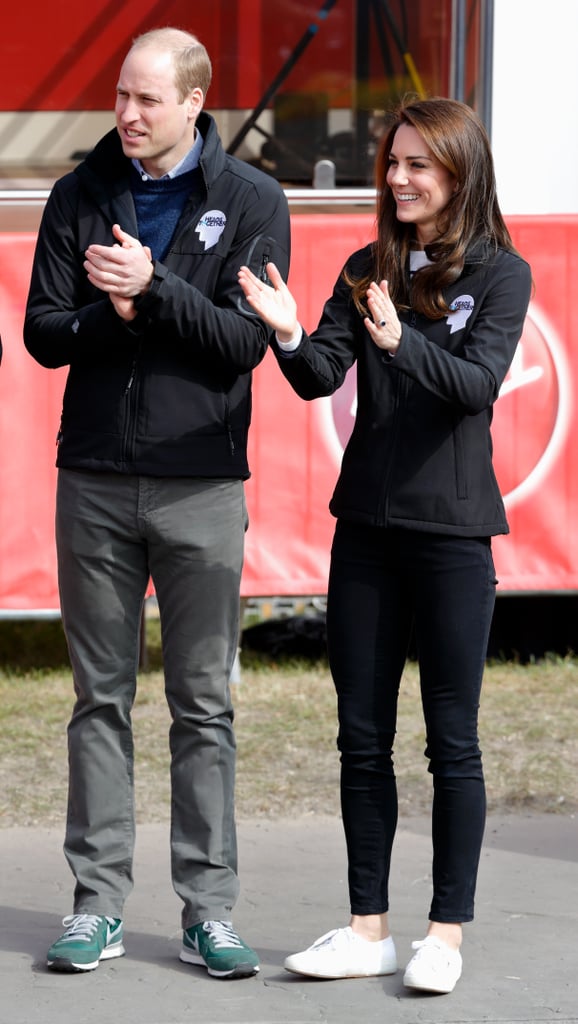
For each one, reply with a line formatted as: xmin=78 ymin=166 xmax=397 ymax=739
xmin=1 ymin=812 xmax=576 ymax=1024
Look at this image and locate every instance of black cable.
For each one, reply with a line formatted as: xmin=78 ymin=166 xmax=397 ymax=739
xmin=377 ymin=0 xmax=426 ymax=96
xmin=226 ymin=0 xmax=338 ymax=155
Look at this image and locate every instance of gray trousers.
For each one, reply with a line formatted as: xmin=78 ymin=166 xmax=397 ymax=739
xmin=55 ymin=469 xmax=246 ymax=928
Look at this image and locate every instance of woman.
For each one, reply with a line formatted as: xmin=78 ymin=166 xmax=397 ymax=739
xmin=238 ymin=97 xmax=531 ymax=994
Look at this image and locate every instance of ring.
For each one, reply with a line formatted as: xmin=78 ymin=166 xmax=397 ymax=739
xmin=379 ymin=319 xmax=386 ymax=327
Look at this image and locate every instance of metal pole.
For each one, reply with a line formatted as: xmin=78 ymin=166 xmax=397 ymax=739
xmin=377 ymin=0 xmax=426 ymax=96
xmin=451 ymin=0 xmax=467 ymax=102
xmin=226 ymin=0 xmax=338 ymax=155
xmin=479 ymin=0 xmax=495 ymax=138
xmin=354 ymin=0 xmax=372 ymax=181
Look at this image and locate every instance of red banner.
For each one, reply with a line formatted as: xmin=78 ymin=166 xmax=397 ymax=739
xmin=1 ymin=214 xmax=577 ymax=611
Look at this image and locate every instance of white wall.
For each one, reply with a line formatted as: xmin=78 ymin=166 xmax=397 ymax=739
xmin=492 ymin=0 xmax=578 ymax=214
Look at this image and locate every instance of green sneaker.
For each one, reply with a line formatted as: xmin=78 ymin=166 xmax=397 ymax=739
xmin=47 ymin=914 xmax=125 ymax=972
xmin=180 ymin=920 xmax=259 ymax=978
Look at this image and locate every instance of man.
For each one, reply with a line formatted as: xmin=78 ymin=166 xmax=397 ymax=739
xmin=24 ymin=27 xmax=290 ymax=979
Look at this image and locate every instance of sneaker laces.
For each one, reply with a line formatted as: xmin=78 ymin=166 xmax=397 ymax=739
xmin=410 ymin=936 xmax=455 ymax=964
xmin=309 ymin=928 xmax=350 ymax=951
xmin=309 ymin=927 xmax=388 ymax=953
xmin=60 ymin=914 xmax=114 ymax=941
xmin=202 ymin=921 xmax=245 ymax=949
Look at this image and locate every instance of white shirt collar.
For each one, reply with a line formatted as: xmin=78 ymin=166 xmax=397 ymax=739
xmin=409 ymin=249 xmax=432 ymax=273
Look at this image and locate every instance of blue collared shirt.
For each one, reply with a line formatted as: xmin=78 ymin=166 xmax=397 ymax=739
xmin=132 ymin=127 xmax=204 ymax=181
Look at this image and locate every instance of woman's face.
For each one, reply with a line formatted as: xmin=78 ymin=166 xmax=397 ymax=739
xmin=386 ymin=123 xmax=457 ymax=244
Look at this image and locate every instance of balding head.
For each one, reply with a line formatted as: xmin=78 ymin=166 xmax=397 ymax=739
xmin=129 ymin=27 xmax=212 ymax=102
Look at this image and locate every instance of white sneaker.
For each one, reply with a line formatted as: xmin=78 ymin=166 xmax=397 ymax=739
xmin=403 ymin=936 xmax=463 ymax=993
xmin=284 ymin=927 xmax=397 ymax=979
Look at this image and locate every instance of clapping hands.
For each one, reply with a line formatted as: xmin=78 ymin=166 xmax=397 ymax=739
xmin=238 ymin=262 xmax=299 ymax=343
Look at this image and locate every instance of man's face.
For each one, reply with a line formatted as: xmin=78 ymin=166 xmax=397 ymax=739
xmin=115 ymin=45 xmax=203 ymax=178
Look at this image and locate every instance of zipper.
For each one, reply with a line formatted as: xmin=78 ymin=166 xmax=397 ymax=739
xmin=258 ymin=244 xmax=271 ymax=283
xmin=121 ymin=350 xmax=141 ymax=463
xmin=375 ymin=372 xmax=406 ymax=524
xmin=124 ymin=359 xmax=137 ymax=395
xmin=376 ymin=308 xmax=415 ymax=523
xmin=227 ymin=424 xmax=235 ymax=455
xmin=224 ymin=396 xmax=235 ymax=455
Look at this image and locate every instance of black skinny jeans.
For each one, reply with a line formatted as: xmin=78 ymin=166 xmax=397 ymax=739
xmin=326 ymin=520 xmax=497 ymax=923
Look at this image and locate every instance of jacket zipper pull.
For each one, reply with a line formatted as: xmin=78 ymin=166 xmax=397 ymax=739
xmin=259 ymin=250 xmax=270 ymax=283
xmin=125 ymin=360 xmax=137 ymax=394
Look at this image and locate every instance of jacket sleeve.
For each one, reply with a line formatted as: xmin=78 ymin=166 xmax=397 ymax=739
xmin=392 ymin=252 xmax=533 ymax=415
xmin=133 ymin=175 xmax=291 ymax=374
xmin=23 ymin=179 xmax=140 ymax=369
xmin=271 ymin=258 xmax=365 ymax=399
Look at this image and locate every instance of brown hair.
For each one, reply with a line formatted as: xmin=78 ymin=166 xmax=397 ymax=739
xmin=348 ymin=96 xmax=517 ymax=319
xmin=130 ymin=27 xmax=212 ymax=102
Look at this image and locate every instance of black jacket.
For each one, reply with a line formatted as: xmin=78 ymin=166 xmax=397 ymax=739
xmin=24 ymin=112 xmax=291 ymax=478
xmin=274 ymin=243 xmax=532 ymax=537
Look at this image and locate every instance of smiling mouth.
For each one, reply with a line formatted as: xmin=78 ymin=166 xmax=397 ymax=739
xmin=396 ymin=193 xmax=420 ymax=202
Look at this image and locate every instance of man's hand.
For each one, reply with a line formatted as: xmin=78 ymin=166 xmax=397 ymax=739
xmin=84 ymin=224 xmax=153 ymax=321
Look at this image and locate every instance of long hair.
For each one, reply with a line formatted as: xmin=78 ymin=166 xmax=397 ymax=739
xmin=348 ymin=97 xmax=517 ymax=319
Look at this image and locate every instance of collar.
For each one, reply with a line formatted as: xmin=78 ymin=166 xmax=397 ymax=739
xmin=409 ymin=249 xmax=432 ymax=273
xmin=133 ymin=127 xmax=204 ymax=182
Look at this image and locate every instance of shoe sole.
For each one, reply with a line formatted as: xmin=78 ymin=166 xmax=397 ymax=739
xmin=47 ymin=943 xmax=125 ymax=972
xmin=403 ymin=974 xmax=460 ymax=994
xmin=284 ymin=964 xmax=398 ymax=979
xmin=404 ymin=981 xmax=458 ymax=993
xmin=180 ymin=947 xmax=259 ymax=979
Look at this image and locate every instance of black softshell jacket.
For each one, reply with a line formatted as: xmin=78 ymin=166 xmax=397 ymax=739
xmin=24 ymin=112 xmax=291 ymax=478
xmin=273 ymin=243 xmax=532 ymax=536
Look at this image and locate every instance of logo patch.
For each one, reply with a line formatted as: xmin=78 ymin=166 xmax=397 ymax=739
xmin=446 ymin=294 xmax=474 ymax=334
xmin=195 ymin=210 xmax=227 ymax=251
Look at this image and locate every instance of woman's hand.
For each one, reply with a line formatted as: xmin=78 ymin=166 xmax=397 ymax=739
xmin=365 ymin=280 xmax=402 ymax=354
xmin=238 ymin=263 xmax=299 ymax=343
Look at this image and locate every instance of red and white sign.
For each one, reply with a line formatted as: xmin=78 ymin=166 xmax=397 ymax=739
xmin=1 ymin=214 xmax=577 ymax=611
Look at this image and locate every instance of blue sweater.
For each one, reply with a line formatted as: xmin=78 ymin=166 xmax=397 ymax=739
xmin=130 ymin=166 xmax=203 ymax=261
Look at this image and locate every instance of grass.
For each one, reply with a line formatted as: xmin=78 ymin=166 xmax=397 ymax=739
xmin=0 ymin=620 xmax=577 ymax=828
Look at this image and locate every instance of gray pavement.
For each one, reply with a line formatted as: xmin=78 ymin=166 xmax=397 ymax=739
xmin=1 ymin=812 xmax=576 ymax=1024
